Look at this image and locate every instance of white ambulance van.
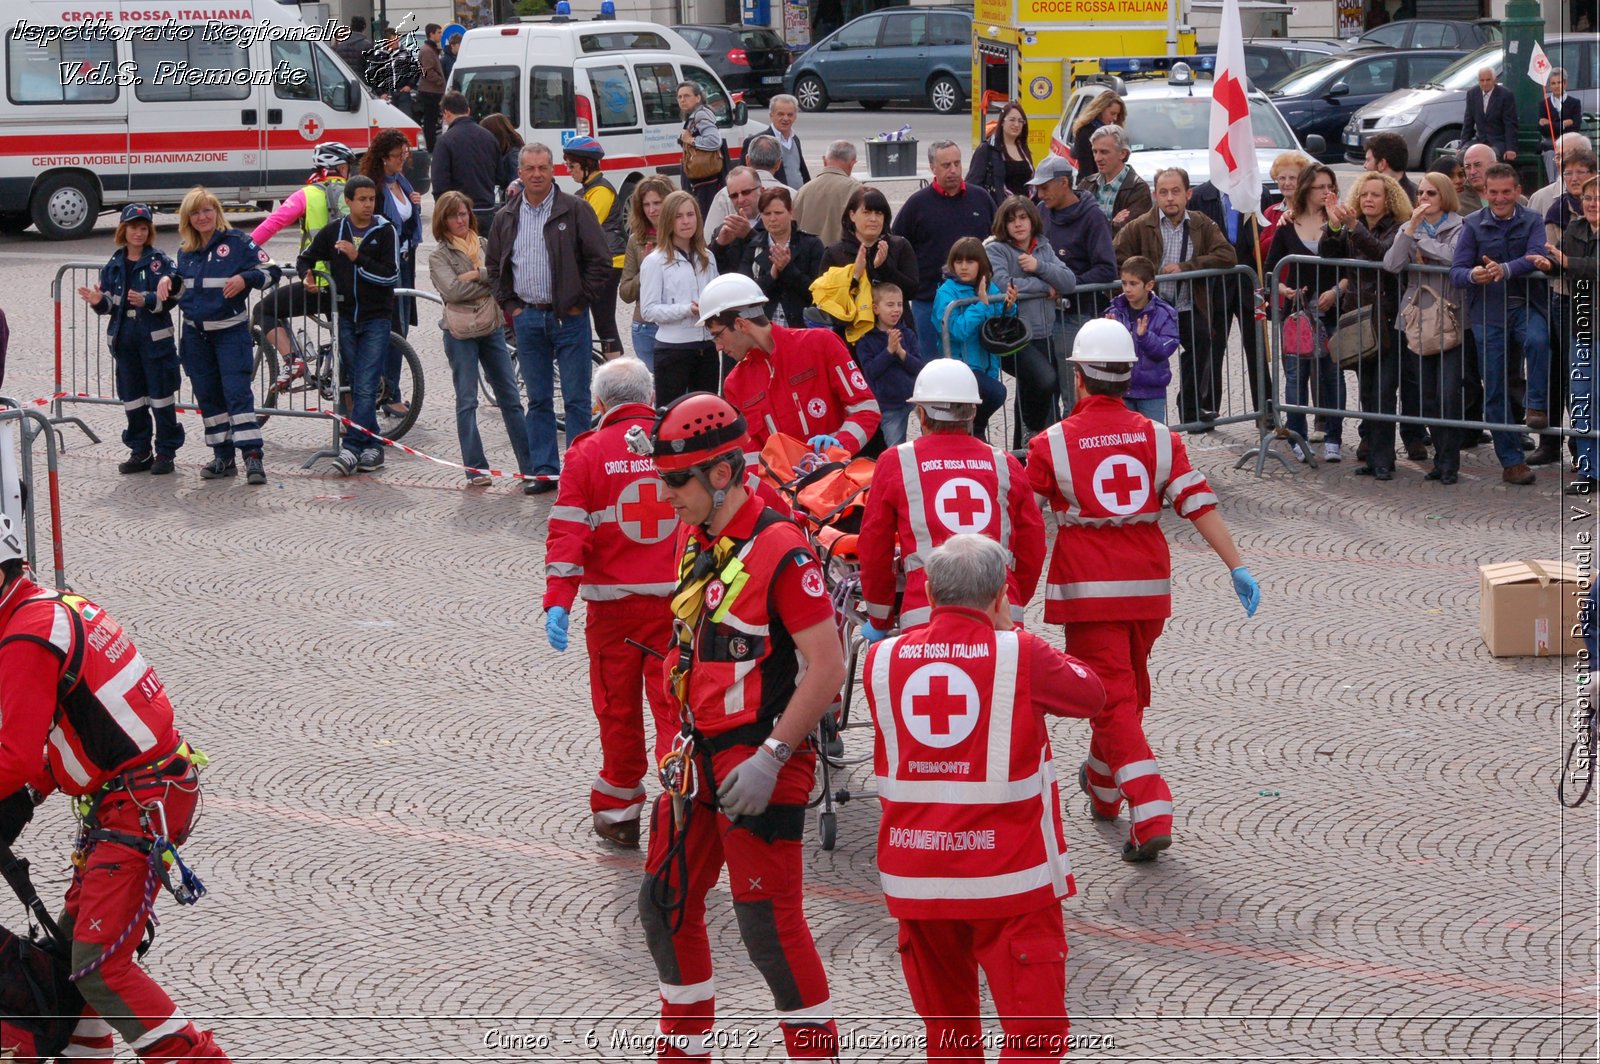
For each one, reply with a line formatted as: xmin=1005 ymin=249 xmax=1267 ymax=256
xmin=0 ymin=0 xmax=422 ymax=238
xmin=448 ymin=12 xmax=754 ymax=199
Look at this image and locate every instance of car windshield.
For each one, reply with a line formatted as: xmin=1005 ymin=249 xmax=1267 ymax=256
xmin=1122 ymin=95 xmax=1298 ymax=151
xmin=1269 ymin=55 xmax=1351 ymax=95
xmin=1432 ymin=45 xmax=1503 ymax=89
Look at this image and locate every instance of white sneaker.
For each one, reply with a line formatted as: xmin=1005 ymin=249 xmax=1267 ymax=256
xmin=1324 ymin=442 xmax=1342 ymax=463
xmin=1291 ymin=442 xmax=1307 ymax=463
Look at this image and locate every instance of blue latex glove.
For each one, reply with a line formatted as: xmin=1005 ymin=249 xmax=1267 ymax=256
xmin=809 ymin=434 xmax=843 ymax=453
xmin=860 ymin=621 xmax=890 ymax=643
xmin=1230 ymin=567 xmax=1260 ymax=618
xmin=546 ymin=606 xmax=570 ymax=652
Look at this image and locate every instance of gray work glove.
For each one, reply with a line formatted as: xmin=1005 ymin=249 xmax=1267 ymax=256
xmin=716 ymin=749 xmax=782 ymax=818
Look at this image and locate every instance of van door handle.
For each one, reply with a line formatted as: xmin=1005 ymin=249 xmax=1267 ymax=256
xmin=267 ymin=109 xmax=283 ymax=124
xmin=241 ymin=109 xmax=257 ymax=124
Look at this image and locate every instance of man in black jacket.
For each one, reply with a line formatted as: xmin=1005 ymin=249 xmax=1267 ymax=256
xmin=431 ymin=92 xmax=499 ymax=210
xmin=486 ymin=143 xmax=613 ymax=493
xmin=1463 ymin=67 xmax=1519 ymax=161
xmin=1189 ymin=179 xmax=1270 ymax=423
xmin=740 ymin=95 xmax=810 ymax=188
xmin=334 ymin=16 xmax=372 ymax=83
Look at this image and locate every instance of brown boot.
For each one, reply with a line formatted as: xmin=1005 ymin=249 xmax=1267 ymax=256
xmin=593 ymin=815 xmax=641 ymax=848
xmin=1502 ymin=463 xmax=1536 ymax=486
xmin=1526 ymin=442 xmax=1561 ymax=466
xmin=1525 ymin=409 xmax=1548 ymax=430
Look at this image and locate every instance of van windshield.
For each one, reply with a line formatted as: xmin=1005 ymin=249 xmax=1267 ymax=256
xmin=581 ymin=31 xmax=671 ymax=53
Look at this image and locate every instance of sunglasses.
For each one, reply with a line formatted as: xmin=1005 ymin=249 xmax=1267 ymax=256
xmin=1419 ymin=188 xmax=1439 ymax=197
xmin=659 ymin=469 xmax=695 ymax=488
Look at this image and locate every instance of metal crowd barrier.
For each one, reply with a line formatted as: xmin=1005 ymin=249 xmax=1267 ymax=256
xmin=0 ymin=397 xmax=68 ymax=589
xmin=1256 ymin=254 xmax=1598 ymax=476
xmin=49 ymin=262 xmax=343 ymax=467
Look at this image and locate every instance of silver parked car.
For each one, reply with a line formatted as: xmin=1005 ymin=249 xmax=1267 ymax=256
xmin=1344 ymin=35 xmax=1598 ymax=170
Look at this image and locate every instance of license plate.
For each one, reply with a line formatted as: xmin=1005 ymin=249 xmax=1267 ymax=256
xmin=762 ymin=75 xmax=782 ymax=84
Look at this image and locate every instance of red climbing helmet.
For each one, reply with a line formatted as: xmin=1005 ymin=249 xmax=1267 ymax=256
xmin=644 ymin=392 xmax=748 ymax=473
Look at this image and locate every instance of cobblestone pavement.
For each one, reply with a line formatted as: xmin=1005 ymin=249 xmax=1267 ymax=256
xmin=1 ymin=231 xmax=1596 ymax=1063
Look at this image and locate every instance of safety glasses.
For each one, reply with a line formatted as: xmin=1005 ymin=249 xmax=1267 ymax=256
xmin=659 ymin=469 xmax=695 ymax=488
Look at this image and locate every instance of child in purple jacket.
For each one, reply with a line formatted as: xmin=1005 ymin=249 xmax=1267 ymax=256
xmin=1104 ymin=255 xmax=1180 ymax=423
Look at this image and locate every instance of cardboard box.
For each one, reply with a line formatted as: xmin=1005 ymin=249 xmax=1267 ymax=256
xmin=1479 ymin=560 xmax=1587 ymax=658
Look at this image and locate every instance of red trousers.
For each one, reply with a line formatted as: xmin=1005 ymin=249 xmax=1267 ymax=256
xmin=60 ymin=777 xmax=232 ymax=1063
xmin=586 ymin=598 xmax=676 ymax=826
xmin=897 ymin=903 xmax=1070 ymax=1062
xmin=638 ymin=746 xmax=837 ymax=1061
xmin=1062 ymin=619 xmax=1174 ymax=846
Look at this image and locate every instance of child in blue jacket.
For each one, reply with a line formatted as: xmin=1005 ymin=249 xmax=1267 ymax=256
xmin=1105 ymin=255 xmax=1180 ymax=424
xmin=931 ymin=237 xmax=1013 ymax=437
xmin=853 ymin=283 xmax=926 ymax=447
xmin=77 ymin=204 xmax=185 ymax=474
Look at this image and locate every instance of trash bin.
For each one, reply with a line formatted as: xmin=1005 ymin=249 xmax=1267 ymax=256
xmin=867 ymin=139 xmax=918 ymax=178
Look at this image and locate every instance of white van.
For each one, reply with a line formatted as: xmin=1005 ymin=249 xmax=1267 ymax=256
xmin=448 ymin=16 xmax=754 ymax=196
xmin=0 ymin=0 xmax=422 ymax=239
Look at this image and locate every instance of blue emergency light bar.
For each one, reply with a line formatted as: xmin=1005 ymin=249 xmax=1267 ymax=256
xmin=1099 ymin=55 xmax=1216 ymax=75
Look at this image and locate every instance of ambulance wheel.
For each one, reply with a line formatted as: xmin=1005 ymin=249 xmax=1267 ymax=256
xmin=0 ymin=212 xmax=30 ymax=236
xmin=794 ymin=75 xmax=829 ymax=113
xmin=31 ymin=173 xmax=99 ymax=240
xmin=818 ymin=811 xmax=837 ymax=851
xmin=377 ymin=333 xmax=424 ymax=441
xmin=926 ymin=75 xmax=963 ymax=116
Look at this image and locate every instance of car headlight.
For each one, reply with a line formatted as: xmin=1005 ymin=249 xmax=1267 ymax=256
xmin=1373 ymin=109 xmax=1420 ymax=130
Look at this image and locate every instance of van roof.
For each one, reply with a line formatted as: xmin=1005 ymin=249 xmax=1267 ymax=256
xmin=464 ymin=19 xmax=682 ymax=39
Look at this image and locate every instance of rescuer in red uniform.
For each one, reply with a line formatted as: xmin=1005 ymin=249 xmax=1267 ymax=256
xmin=1026 ymin=320 xmax=1260 ymax=862
xmin=629 ymin=392 xmax=845 ymax=1061
xmin=864 ymin=534 xmax=1105 ymax=1062
xmin=0 ymin=515 xmax=233 ymax=1064
xmin=698 ymin=273 xmax=882 ymax=458
xmin=543 ymin=357 xmax=679 ymax=848
xmin=857 ymin=359 xmax=1045 ymax=636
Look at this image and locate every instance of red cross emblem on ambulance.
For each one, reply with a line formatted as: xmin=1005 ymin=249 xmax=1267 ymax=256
xmin=901 ymin=663 xmax=981 ymax=748
xmin=616 ymin=478 xmax=676 ymax=544
xmin=298 ymin=115 xmax=323 ymax=141
xmin=933 ymin=477 xmax=992 ymax=534
xmin=1091 ymin=454 xmax=1150 ymax=516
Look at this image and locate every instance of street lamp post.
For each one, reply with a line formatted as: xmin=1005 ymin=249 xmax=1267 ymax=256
xmin=1502 ymin=0 xmax=1546 ymax=186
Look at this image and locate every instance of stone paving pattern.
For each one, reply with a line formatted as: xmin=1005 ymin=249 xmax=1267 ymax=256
xmin=0 ymin=241 xmax=1595 ymax=1062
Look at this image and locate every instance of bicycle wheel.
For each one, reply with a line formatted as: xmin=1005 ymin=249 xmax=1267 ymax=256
xmin=252 ymin=330 xmax=280 ymax=428
xmin=377 ymin=332 xmax=424 ymax=441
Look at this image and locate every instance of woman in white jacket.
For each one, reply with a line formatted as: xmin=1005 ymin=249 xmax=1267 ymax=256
xmin=641 ymin=191 xmax=720 ymax=404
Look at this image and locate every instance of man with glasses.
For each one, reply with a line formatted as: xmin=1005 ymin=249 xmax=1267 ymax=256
xmin=699 ymin=273 xmax=881 ymax=458
xmin=485 ymin=143 xmax=614 ymax=494
xmin=629 ymin=392 xmax=843 ymax=1062
xmin=705 ymin=164 xmax=782 ymax=274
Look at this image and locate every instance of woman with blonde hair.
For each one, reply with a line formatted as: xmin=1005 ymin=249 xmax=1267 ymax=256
xmin=154 ymin=186 xmax=280 ymax=483
xmin=618 ymin=174 xmax=677 ymax=371
xmin=429 ymin=190 xmax=533 ymax=487
xmin=1323 ymin=170 xmax=1412 ymax=479
xmin=1070 ymin=91 xmax=1127 ymax=173
xmin=640 ymin=190 xmax=718 ymax=403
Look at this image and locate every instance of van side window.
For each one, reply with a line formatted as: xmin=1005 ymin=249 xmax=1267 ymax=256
xmin=271 ymin=40 xmax=318 ymax=101
xmin=635 ymin=63 xmax=679 ymax=125
xmin=680 ymin=65 xmax=731 ymax=128
xmin=134 ymin=31 xmax=251 ymax=102
xmin=457 ymin=66 xmax=519 ymax=127
xmin=530 ymin=66 xmax=575 ymax=129
xmin=6 ymin=30 xmax=118 ymax=104
xmin=588 ymin=64 xmax=639 ymax=131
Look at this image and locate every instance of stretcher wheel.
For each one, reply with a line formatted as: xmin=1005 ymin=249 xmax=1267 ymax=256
xmin=818 ymin=811 xmax=837 ymax=851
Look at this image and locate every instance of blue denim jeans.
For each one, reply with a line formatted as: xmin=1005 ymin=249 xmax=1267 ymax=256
xmin=631 ymin=320 xmax=659 ymax=373
xmin=912 ymin=299 xmax=937 ymax=358
xmin=1573 ymin=335 xmax=1596 ymax=481
xmin=339 ymin=315 xmax=390 ymax=452
xmin=443 ymin=326 xmax=532 ymax=477
xmin=514 ymin=306 xmax=593 ymax=476
xmin=1125 ymin=396 xmax=1166 ymax=423
xmin=880 ymin=403 xmax=912 ymax=447
xmin=1472 ymin=304 xmax=1550 ymax=469
xmin=1279 ymin=352 xmax=1346 ymax=444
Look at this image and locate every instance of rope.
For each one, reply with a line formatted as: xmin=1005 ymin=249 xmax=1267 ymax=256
xmin=68 ymin=845 xmax=161 ymax=983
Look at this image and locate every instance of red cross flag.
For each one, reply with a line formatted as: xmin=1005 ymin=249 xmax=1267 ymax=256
xmin=1207 ymin=0 xmax=1261 ymax=217
xmin=1528 ymin=41 xmax=1552 ymax=87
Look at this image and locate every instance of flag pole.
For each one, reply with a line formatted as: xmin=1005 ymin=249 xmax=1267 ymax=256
xmin=1250 ymin=213 xmax=1273 ymax=426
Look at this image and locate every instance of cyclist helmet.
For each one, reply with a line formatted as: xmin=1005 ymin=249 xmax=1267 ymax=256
xmin=563 ymin=136 xmax=606 ymax=162
xmin=312 ymin=142 xmax=356 ymax=171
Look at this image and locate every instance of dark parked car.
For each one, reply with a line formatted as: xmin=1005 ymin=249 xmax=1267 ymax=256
xmin=784 ymin=8 xmax=973 ymax=114
xmin=672 ymin=24 xmax=792 ymax=106
xmin=1268 ymin=48 xmax=1462 ymax=161
xmin=1345 ymin=18 xmax=1500 ymax=51
xmin=1197 ymin=39 xmax=1345 ymax=90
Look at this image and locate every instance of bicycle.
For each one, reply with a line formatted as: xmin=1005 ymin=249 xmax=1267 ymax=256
xmin=251 ymin=307 xmax=425 ymax=442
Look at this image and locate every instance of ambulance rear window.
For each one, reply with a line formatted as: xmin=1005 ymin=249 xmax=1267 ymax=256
xmin=529 ymin=66 xmax=575 ymax=129
xmin=6 ymin=31 xmax=118 ymax=104
xmin=458 ymin=66 xmax=519 ymax=127
xmin=579 ymin=31 xmax=671 ymax=54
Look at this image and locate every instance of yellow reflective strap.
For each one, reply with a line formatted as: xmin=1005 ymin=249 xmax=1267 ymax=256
xmin=183 ymin=743 xmax=210 ymax=769
xmin=710 ymin=567 xmax=750 ymax=624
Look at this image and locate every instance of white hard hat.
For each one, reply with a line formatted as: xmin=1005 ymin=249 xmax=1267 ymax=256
xmin=1067 ymin=319 xmax=1137 ymax=381
xmin=910 ymin=359 xmax=981 ymax=406
xmin=696 ymin=274 xmax=768 ymax=325
xmin=0 ymin=514 xmax=22 ymax=566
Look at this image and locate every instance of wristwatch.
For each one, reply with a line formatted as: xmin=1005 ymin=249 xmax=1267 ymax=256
xmin=762 ymin=737 xmax=792 ymax=764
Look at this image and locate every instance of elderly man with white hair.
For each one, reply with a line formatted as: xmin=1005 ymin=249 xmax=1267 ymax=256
xmin=1076 ymin=124 xmax=1152 ymax=234
xmin=741 ymin=94 xmax=810 ymax=188
xmin=1458 ymin=142 xmax=1507 ymax=213
xmin=1530 ymin=131 xmax=1595 ymax=218
xmin=542 ymin=356 xmax=679 ymax=849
